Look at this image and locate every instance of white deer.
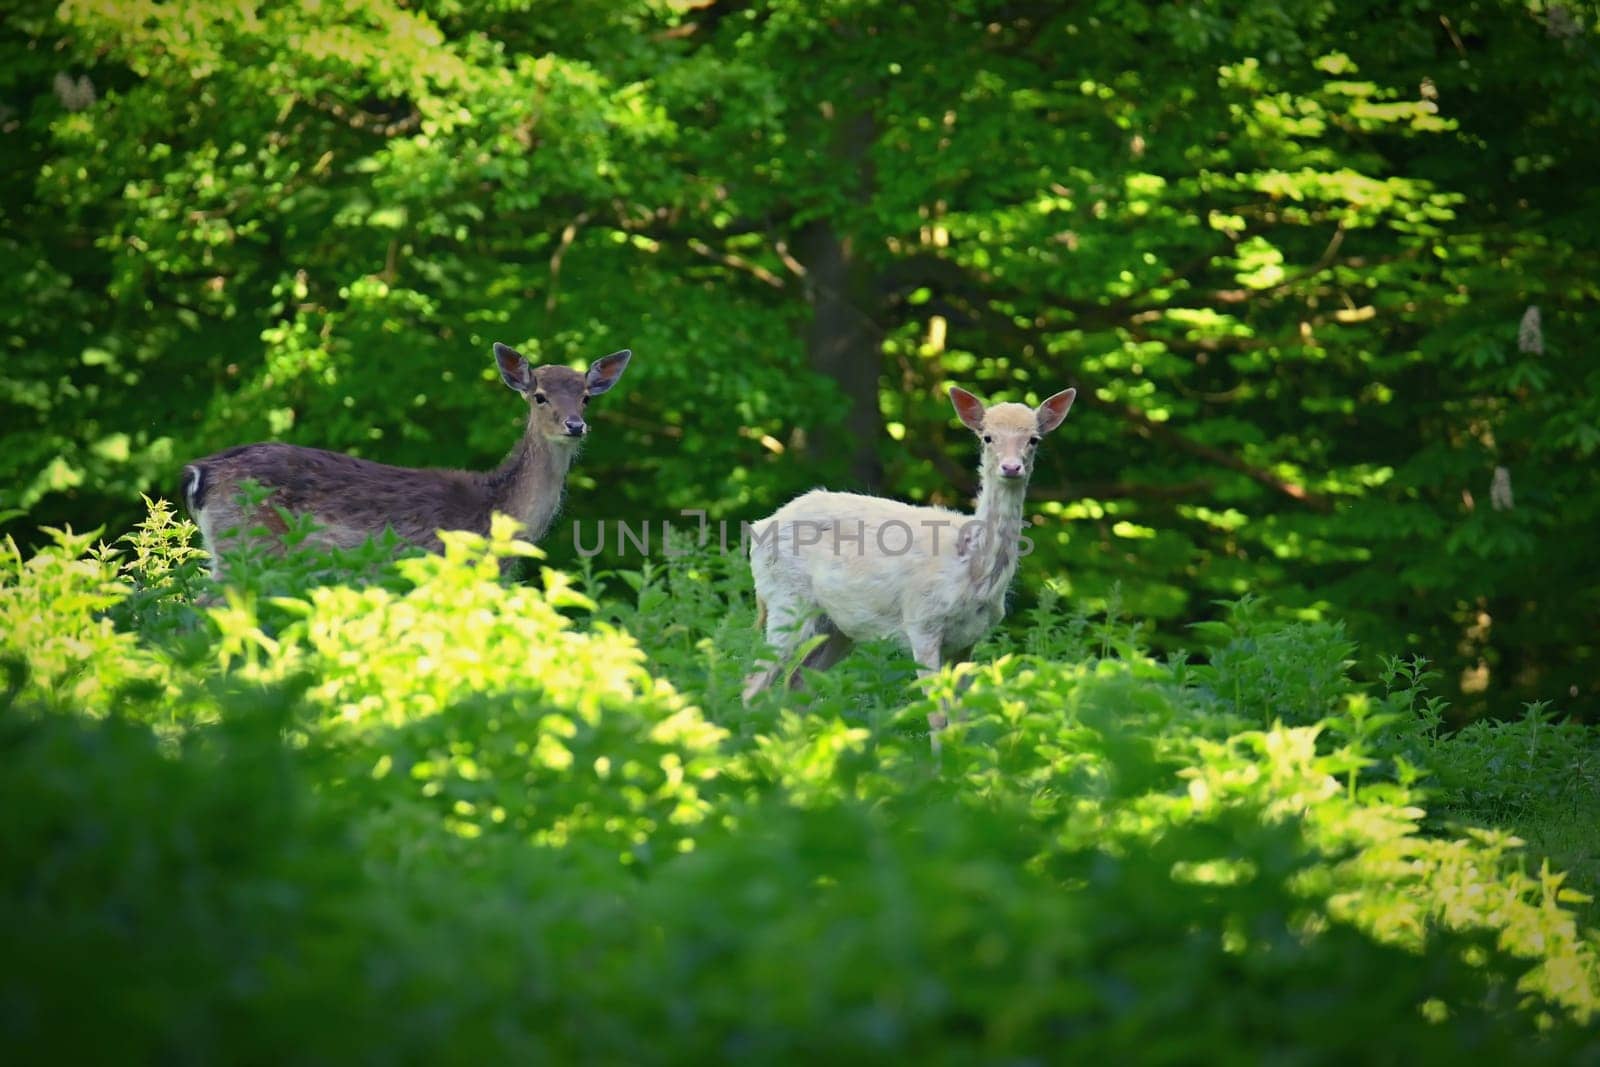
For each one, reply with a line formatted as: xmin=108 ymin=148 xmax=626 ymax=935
xmin=181 ymin=342 xmax=631 ymax=578
xmin=742 ymin=384 xmax=1075 ymax=749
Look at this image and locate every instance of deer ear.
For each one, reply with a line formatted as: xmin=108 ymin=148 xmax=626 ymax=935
xmin=493 ymin=343 xmax=531 ymax=393
xmin=949 ymin=385 xmax=986 ymax=433
xmin=1036 ymin=388 xmax=1077 ymax=435
xmin=586 ymin=349 xmax=632 ymax=395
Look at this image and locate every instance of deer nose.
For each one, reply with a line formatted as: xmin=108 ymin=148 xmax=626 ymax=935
xmin=564 ymin=418 xmax=586 ymax=436
xmin=1000 ymin=460 xmax=1024 ymax=478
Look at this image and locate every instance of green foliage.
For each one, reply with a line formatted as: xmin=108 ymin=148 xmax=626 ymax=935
xmin=4 ymin=0 xmax=1600 ymax=1052
xmin=0 ymin=525 xmax=160 ymax=718
xmin=1428 ymin=702 xmax=1598 ymax=822
xmin=3 ymin=504 xmax=1600 ymax=1060
xmin=1190 ymin=595 xmax=1358 ymax=726
xmin=3 ymin=0 xmax=1596 ymax=719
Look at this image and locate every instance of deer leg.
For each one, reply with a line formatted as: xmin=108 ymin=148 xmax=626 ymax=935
xmin=742 ymin=599 xmax=813 ymax=704
xmin=742 ymin=652 xmax=788 ymax=704
xmin=947 ymin=644 xmax=978 ymax=693
xmin=787 ymin=617 xmax=854 ymax=691
xmin=909 ymin=629 xmax=948 ymax=754
xmin=802 ymin=629 xmax=855 ymax=671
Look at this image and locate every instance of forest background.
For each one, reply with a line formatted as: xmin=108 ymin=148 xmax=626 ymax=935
xmin=3 ymin=0 xmax=1597 ymax=722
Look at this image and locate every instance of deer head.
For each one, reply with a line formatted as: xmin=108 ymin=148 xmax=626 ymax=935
xmin=494 ymin=343 xmax=632 ymax=444
xmin=950 ymin=384 xmax=1076 ymax=483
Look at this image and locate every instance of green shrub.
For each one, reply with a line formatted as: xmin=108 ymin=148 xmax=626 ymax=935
xmin=0 ymin=525 xmax=164 ymax=719
xmin=1 ymin=504 xmax=1597 ymax=1062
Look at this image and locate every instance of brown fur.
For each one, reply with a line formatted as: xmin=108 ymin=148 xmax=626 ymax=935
xmin=183 ymin=344 xmax=630 ymax=576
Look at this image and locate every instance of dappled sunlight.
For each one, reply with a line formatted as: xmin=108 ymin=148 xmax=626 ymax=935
xmin=1 ymin=497 xmax=1598 ymax=1058
xmin=267 ymin=520 xmax=729 ymax=862
xmin=4 ymin=0 xmax=1600 ymax=1056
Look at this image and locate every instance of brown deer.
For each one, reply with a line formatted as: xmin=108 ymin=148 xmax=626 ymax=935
xmin=181 ymin=342 xmax=631 ymax=578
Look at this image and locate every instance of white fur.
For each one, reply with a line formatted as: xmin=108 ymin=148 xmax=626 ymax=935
xmin=742 ymin=389 xmax=1075 ymax=750
xmin=193 ymin=505 xmax=224 ymax=580
xmin=749 ymin=492 xmax=1008 ymax=658
xmin=184 ymin=465 xmax=203 ymax=507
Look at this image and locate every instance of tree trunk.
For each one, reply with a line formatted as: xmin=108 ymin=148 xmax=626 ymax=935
xmin=794 ymin=100 xmax=882 ymax=491
xmin=795 ymin=218 xmax=883 ymax=490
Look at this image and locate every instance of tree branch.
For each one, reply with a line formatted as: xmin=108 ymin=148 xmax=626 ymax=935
xmin=1094 ymin=397 xmax=1333 ymax=512
xmin=912 ymin=443 xmax=1214 ymax=503
xmin=547 ymin=211 xmax=591 ymax=312
xmin=920 ymin=282 xmax=1338 ymax=513
xmin=1032 ymin=478 xmax=1217 ymax=503
xmin=687 ymin=238 xmax=787 ymax=289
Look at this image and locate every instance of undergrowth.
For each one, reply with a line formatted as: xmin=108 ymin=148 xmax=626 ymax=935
xmin=2 ymin=502 xmax=1598 ymax=1063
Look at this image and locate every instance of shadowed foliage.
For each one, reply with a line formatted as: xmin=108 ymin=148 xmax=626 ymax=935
xmin=0 ymin=508 xmax=1597 ymax=1060
xmin=3 ymin=1 xmax=1597 ymax=717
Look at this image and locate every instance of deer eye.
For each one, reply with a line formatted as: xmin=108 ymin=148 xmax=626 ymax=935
xmin=534 ymin=394 xmax=548 ymax=405
xmin=982 ymin=435 xmax=992 ymax=444
xmin=581 ymin=395 xmax=590 ymax=406
xmin=1028 ymin=435 xmax=1041 ymax=446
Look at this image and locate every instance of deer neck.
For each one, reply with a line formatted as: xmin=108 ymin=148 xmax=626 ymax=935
xmin=967 ymin=467 xmax=1028 ymax=600
xmin=487 ymin=421 xmax=578 ymax=542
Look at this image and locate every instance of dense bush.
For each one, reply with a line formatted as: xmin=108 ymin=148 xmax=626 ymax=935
xmin=2 ymin=505 xmax=1597 ymax=1062
xmin=5 ymin=0 xmax=1598 ymax=717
